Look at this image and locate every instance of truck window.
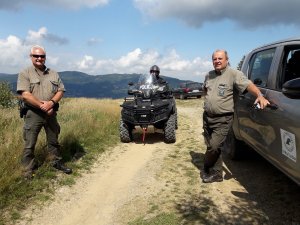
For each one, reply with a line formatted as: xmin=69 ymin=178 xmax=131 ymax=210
xmin=248 ymin=48 xmax=275 ymax=87
xmin=283 ymin=47 xmax=300 ymax=84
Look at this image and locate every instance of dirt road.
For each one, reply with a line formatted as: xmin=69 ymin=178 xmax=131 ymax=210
xmin=18 ymin=99 xmax=300 ymax=225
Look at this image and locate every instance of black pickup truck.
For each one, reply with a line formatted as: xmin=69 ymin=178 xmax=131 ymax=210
xmin=172 ymin=82 xmax=203 ymax=99
xmin=225 ymin=37 xmax=300 ymax=185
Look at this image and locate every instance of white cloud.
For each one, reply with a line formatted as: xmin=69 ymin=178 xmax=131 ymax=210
xmin=0 ymin=0 xmax=109 ymax=10
xmin=87 ymin=37 xmax=103 ymax=46
xmin=0 ymin=27 xmax=69 ymax=73
xmin=118 ymin=48 xmax=143 ymax=67
xmin=25 ymin=27 xmax=47 ymax=45
xmin=134 ymin=0 xmax=300 ymax=28
xmin=25 ymin=27 xmax=68 ymax=45
xmin=47 ymin=56 xmax=59 ymax=66
xmin=77 ymin=55 xmax=96 ymax=70
xmin=0 ymin=35 xmax=29 ymax=73
xmin=73 ymin=48 xmax=212 ymax=81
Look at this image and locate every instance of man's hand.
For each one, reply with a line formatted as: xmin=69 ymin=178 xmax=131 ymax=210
xmin=40 ymin=100 xmax=54 ymax=112
xmin=46 ymin=108 xmax=54 ymax=116
xmin=254 ymin=95 xmax=270 ymax=109
xmin=246 ymin=82 xmax=270 ymax=109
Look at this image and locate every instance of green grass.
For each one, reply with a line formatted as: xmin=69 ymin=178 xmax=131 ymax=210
xmin=128 ymin=213 xmax=180 ymax=225
xmin=0 ymin=97 xmax=121 ymax=224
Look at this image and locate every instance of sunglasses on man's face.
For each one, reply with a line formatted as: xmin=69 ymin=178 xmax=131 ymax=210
xmin=31 ymin=54 xmax=46 ymax=59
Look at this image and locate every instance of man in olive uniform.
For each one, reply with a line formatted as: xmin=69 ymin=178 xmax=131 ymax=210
xmin=17 ymin=45 xmax=72 ymax=179
xmin=202 ymin=49 xmax=269 ymax=183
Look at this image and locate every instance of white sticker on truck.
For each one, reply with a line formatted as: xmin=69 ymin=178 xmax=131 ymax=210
xmin=280 ymin=129 xmax=297 ymax=162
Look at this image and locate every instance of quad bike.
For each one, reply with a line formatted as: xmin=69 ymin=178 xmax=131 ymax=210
xmin=120 ymin=73 xmax=177 ymax=143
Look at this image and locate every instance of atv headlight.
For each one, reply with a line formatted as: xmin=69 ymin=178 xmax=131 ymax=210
xmin=143 ymin=89 xmax=151 ymax=98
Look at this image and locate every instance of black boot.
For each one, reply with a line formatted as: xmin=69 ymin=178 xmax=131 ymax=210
xmin=53 ymin=161 xmax=72 ymax=174
xmin=202 ymin=170 xmax=223 ymax=183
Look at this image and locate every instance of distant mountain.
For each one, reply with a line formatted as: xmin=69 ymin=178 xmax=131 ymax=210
xmin=0 ymin=71 xmax=190 ymax=99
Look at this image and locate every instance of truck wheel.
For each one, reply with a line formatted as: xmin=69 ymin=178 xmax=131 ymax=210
xmin=223 ymin=128 xmax=243 ymax=160
xmin=119 ymin=118 xmax=132 ymax=143
xmin=164 ymin=113 xmax=176 ymax=143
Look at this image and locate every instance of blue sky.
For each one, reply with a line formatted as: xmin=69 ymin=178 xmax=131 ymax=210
xmin=0 ymin=0 xmax=299 ymax=81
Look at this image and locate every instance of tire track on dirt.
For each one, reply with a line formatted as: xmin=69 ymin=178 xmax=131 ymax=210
xmin=18 ymin=131 xmax=173 ymax=225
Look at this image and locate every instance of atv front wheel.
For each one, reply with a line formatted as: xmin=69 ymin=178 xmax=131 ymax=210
xmin=164 ymin=113 xmax=176 ymax=143
xmin=174 ymin=111 xmax=178 ymax=130
xmin=119 ymin=119 xmax=133 ymax=143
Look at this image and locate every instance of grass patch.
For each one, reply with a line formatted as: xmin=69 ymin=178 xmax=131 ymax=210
xmin=129 ymin=213 xmax=180 ymax=225
xmin=148 ymin=203 xmax=159 ymax=213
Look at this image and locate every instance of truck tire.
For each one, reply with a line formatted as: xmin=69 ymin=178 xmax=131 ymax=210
xmin=164 ymin=113 xmax=176 ymax=143
xmin=119 ymin=118 xmax=132 ymax=143
xmin=223 ymin=128 xmax=243 ymax=160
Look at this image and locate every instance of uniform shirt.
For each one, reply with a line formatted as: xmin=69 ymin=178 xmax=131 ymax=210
xmin=156 ymin=76 xmax=165 ymax=84
xmin=203 ymin=66 xmax=250 ymax=115
xmin=155 ymin=76 xmax=171 ymax=92
xmin=17 ymin=66 xmax=65 ymax=101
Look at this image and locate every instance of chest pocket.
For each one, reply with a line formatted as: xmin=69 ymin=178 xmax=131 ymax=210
xmin=29 ymin=78 xmax=40 ymax=92
xmin=217 ymin=83 xmax=228 ymax=97
xmin=50 ymin=80 xmax=59 ymax=93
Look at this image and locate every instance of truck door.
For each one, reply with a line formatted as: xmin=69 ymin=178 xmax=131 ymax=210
xmin=237 ymin=48 xmax=276 ymax=152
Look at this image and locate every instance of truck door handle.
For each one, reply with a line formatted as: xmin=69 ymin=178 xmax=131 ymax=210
xmin=267 ymin=103 xmax=278 ymax=110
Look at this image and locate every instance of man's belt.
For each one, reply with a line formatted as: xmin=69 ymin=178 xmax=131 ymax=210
xmin=204 ymin=111 xmax=233 ymax=118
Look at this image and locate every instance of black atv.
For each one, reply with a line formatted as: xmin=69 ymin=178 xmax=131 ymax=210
xmin=120 ymin=73 xmax=177 ymax=143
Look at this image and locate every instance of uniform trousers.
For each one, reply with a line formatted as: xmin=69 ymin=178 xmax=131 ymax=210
xmin=22 ymin=109 xmax=62 ymax=171
xmin=203 ymin=112 xmax=233 ymax=173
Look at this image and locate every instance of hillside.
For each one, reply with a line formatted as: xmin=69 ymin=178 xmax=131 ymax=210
xmin=0 ymin=71 xmax=190 ymax=99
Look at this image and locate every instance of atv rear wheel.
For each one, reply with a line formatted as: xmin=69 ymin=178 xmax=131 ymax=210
xmin=164 ymin=113 xmax=176 ymax=143
xmin=119 ymin=118 xmax=133 ymax=143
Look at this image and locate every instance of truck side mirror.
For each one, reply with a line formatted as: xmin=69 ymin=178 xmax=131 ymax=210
xmin=282 ymin=78 xmax=300 ymax=99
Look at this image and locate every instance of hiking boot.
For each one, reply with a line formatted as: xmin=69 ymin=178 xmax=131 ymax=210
xmin=202 ymin=170 xmax=223 ymax=183
xmin=53 ymin=162 xmax=72 ymax=174
xmin=200 ymin=170 xmax=209 ymax=180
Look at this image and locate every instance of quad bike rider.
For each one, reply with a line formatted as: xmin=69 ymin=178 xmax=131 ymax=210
xmin=120 ymin=65 xmax=177 ymax=143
